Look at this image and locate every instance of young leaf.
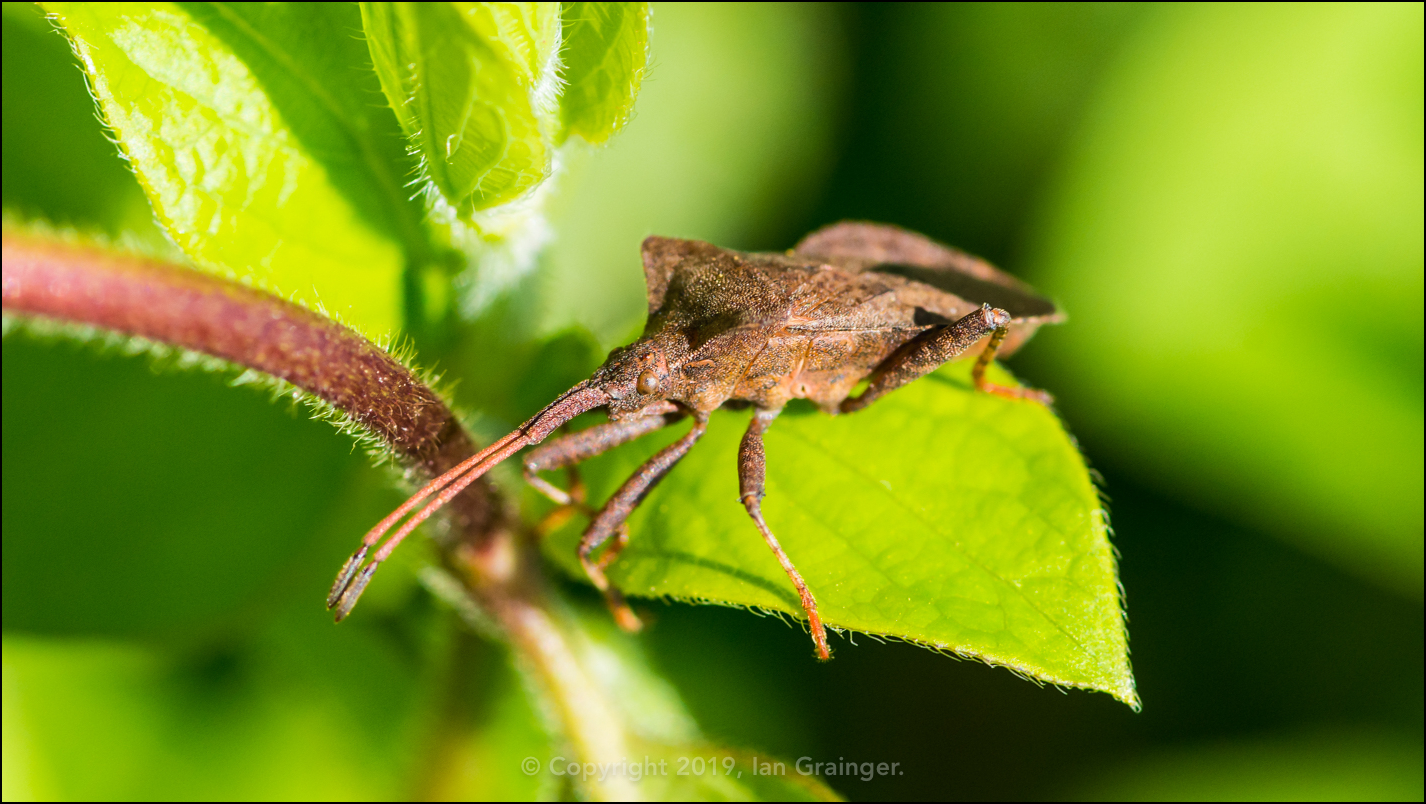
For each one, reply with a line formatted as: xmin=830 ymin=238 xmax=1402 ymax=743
xmin=42 ymin=2 xmax=407 ymax=338
xmin=461 ymin=2 xmax=562 ymax=90
xmin=544 ymin=359 xmax=1137 ymax=708
xmin=361 ymin=2 xmax=556 ymax=214
xmin=171 ymin=3 xmax=439 ymax=269
xmin=558 ymin=2 xmax=651 ymax=144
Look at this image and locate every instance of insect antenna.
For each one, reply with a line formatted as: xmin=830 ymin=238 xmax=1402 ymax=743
xmin=328 ymin=382 xmax=609 ymax=620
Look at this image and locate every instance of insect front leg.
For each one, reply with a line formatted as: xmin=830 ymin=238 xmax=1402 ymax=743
xmin=739 ymin=408 xmax=831 ymax=660
xmin=579 ymin=412 xmax=709 ymax=632
xmin=523 ymin=402 xmax=682 ymax=534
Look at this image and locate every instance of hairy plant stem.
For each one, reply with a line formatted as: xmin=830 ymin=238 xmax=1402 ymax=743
xmin=2 ymin=233 xmax=637 ymax=801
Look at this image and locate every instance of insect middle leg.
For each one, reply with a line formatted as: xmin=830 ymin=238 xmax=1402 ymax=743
xmin=577 ymin=412 xmax=709 ymax=632
xmin=739 ymin=408 xmax=831 ymax=660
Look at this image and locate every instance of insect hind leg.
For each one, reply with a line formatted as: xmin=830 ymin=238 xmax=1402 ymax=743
xmin=972 ymin=324 xmax=1054 ymax=405
xmin=842 ymin=305 xmax=1047 ymax=412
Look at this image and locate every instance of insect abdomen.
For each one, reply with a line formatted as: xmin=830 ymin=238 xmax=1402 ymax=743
xmin=733 ymin=329 xmax=920 ymax=410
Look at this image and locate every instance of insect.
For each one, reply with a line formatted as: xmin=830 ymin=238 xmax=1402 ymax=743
xmin=327 ymin=221 xmax=1062 ymax=659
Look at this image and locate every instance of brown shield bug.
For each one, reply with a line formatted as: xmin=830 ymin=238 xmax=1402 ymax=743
xmin=328 ymin=221 xmax=1062 ymax=659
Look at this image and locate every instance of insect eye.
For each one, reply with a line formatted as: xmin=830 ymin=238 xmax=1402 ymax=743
xmin=636 ymin=370 xmax=659 ymax=395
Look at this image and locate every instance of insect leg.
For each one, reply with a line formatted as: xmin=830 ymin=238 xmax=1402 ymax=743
xmin=739 ymin=408 xmax=831 ymax=660
xmin=525 ymin=404 xmax=682 ymax=536
xmin=579 ymin=413 xmax=709 ymax=632
xmin=523 ymin=402 xmax=682 ymax=507
xmin=971 ymin=325 xmax=1054 ymax=404
xmin=841 ymin=305 xmax=1011 ymax=413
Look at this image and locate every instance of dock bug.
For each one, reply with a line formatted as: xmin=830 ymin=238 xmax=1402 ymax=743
xmin=329 ymin=222 xmax=1062 ymax=659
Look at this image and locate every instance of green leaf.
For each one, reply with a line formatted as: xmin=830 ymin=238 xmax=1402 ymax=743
xmin=1024 ymin=3 xmax=1424 ymax=596
xmin=361 ymin=2 xmax=555 ymax=214
xmin=543 ymin=359 xmax=1137 ymax=708
xmin=558 ymin=2 xmax=651 ymax=144
xmin=461 ymin=2 xmax=562 ymax=90
xmin=42 ymin=2 xmax=407 ymax=338
xmin=171 ymin=3 xmax=439 ymax=265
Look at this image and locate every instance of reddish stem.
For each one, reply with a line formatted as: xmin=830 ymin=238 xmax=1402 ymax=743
xmin=1 ymin=232 xmax=501 ymax=538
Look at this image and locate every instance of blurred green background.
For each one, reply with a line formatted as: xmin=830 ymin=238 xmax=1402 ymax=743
xmin=4 ymin=2 xmax=1421 ymax=800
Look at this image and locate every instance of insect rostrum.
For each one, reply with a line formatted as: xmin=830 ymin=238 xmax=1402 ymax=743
xmin=329 ymin=222 xmax=1063 ymax=659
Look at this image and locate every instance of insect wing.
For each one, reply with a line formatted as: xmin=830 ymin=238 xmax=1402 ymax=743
xmin=793 ymin=221 xmax=1059 ymax=320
